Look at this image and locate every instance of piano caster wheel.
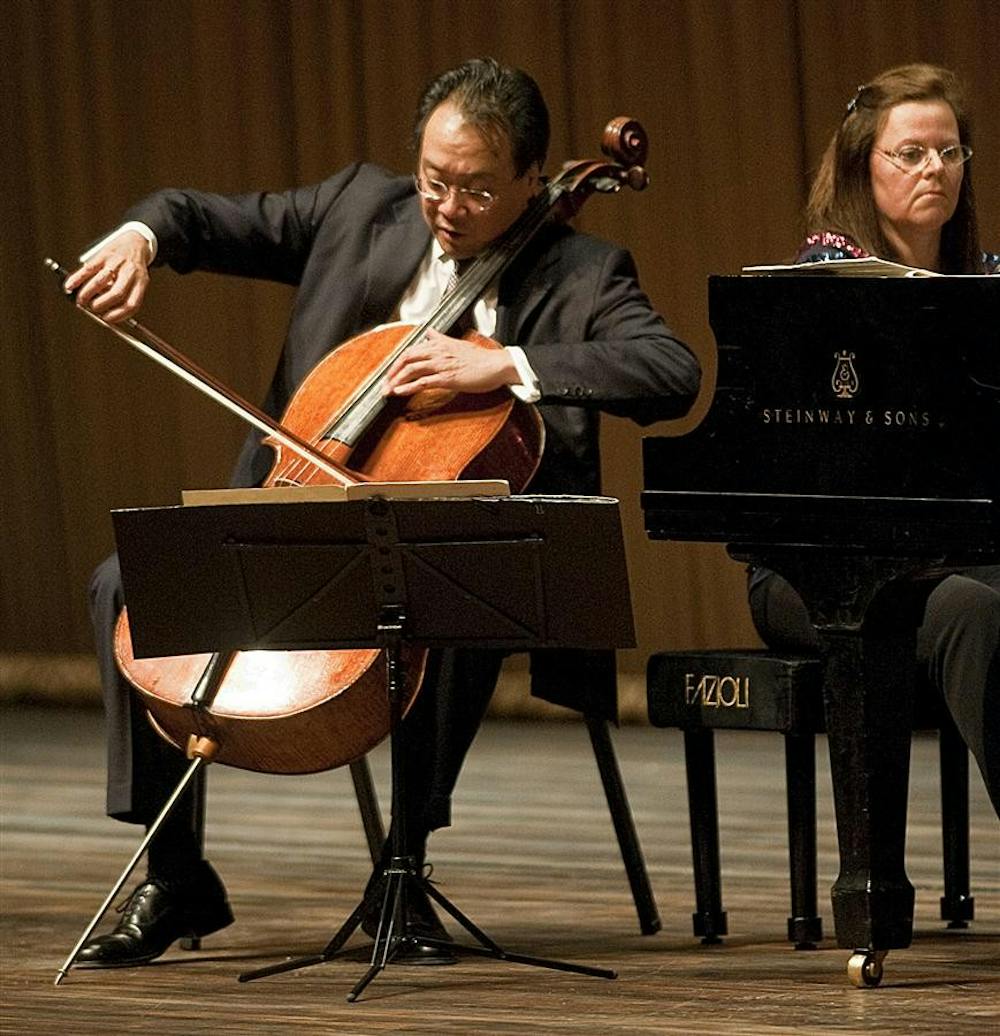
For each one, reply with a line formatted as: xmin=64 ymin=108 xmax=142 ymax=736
xmin=847 ymin=949 xmax=887 ymax=988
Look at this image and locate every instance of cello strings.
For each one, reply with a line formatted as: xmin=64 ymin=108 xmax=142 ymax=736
xmin=304 ymin=182 xmax=563 ymax=464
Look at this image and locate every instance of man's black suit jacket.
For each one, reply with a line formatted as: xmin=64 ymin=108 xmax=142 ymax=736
xmin=124 ymin=162 xmax=701 ymax=715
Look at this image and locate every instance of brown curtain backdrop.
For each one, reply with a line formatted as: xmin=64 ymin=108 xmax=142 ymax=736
xmin=3 ymin=0 xmax=998 ymax=697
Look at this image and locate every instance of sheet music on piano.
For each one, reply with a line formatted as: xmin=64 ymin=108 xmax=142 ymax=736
xmin=741 ymin=257 xmax=942 ymax=277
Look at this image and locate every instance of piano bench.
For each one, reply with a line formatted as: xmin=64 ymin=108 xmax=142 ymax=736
xmin=646 ymin=648 xmax=973 ymax=949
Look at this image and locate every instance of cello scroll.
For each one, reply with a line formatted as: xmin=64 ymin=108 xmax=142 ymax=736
xmin=601 ymin=116 xmax=650 ymax=189
xmin=552 ymin=117 xmax=650 ymax=220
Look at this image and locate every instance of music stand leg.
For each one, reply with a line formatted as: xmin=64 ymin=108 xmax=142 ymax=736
xmin=238 ymin=620 xmax=616 ymax=1000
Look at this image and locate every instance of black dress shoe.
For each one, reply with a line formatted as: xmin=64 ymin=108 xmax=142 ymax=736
xmin=75 ymin=862 xmax=233 ymax=968
xmin=360 ymin=870 xmax=457 ymax=966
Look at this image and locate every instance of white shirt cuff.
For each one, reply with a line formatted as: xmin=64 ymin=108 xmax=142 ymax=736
xmin=79 ymin=221 xmax=158 ymax=264
xmin=506 ymin=346 xmax=541 ymax=403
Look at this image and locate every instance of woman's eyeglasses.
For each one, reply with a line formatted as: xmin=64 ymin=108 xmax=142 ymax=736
xmin=876 ymin=143 xmax=973 ymax=174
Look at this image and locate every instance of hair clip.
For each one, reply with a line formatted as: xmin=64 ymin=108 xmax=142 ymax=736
xmin=844 ymin=84 xmax=868 ymax=118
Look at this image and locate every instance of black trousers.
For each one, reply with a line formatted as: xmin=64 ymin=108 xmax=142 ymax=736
xmin=749 ymin=564 xmax=1000 ymax=820
xmin=88 ymin=554 xmax=502 ymax=843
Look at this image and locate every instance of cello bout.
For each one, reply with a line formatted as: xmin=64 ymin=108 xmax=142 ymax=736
xmin=114 ymin=608 xmax=424 ymax=774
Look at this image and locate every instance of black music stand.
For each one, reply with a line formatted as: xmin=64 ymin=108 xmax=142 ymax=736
xmin=112 ymin=492 xmax=635 ymax=1001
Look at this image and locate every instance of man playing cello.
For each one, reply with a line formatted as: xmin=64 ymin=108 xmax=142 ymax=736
xmin=66 ymin=57 xmax=700 ymax=967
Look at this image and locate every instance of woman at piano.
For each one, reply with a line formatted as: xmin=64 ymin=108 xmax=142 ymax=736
xmin=749 ymin=62 xmax=1000 ymax=819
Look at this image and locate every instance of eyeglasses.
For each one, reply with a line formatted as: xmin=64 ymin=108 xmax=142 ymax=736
xmin=876 ymin=143 xmax=973 ymax=174
xmin=413 ymin=174 xmax=498 ymax=212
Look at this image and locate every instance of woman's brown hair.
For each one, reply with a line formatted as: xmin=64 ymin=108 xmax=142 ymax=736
xmin=806 ymin=63 xmax=983 ymax=272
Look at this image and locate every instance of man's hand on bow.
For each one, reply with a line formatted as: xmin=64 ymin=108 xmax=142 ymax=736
xmin=63 ymin=231 xmax=151 ymax=324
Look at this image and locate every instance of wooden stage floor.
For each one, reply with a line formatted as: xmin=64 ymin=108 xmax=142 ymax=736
xmin=1 ymin=704 xmax=997 ymax=1035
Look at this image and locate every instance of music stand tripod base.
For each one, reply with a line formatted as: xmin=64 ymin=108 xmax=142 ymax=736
xmin=238 ymin=625 xmax=616 ymax=1001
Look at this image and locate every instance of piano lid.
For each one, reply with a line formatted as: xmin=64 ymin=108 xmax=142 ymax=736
xmin=642 ymin=275 xmax=1000 ymax=554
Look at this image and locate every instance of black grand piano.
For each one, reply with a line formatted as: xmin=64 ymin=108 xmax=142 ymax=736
xmin=642 ymin=273 xmax=999 ymax=984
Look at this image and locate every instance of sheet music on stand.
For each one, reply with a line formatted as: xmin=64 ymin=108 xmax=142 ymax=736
xmin=180 ymin=479 xmax=511 ymax=507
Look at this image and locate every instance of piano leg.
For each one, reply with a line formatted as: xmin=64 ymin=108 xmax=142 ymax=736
xmin=820 ymin=623 xmax=916 ymax=978
xmin=741 ymin=550 xmax=942 ymax=987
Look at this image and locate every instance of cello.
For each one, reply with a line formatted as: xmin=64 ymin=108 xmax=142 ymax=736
xmin=49 ymin=116 xmax=651 ymax=779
